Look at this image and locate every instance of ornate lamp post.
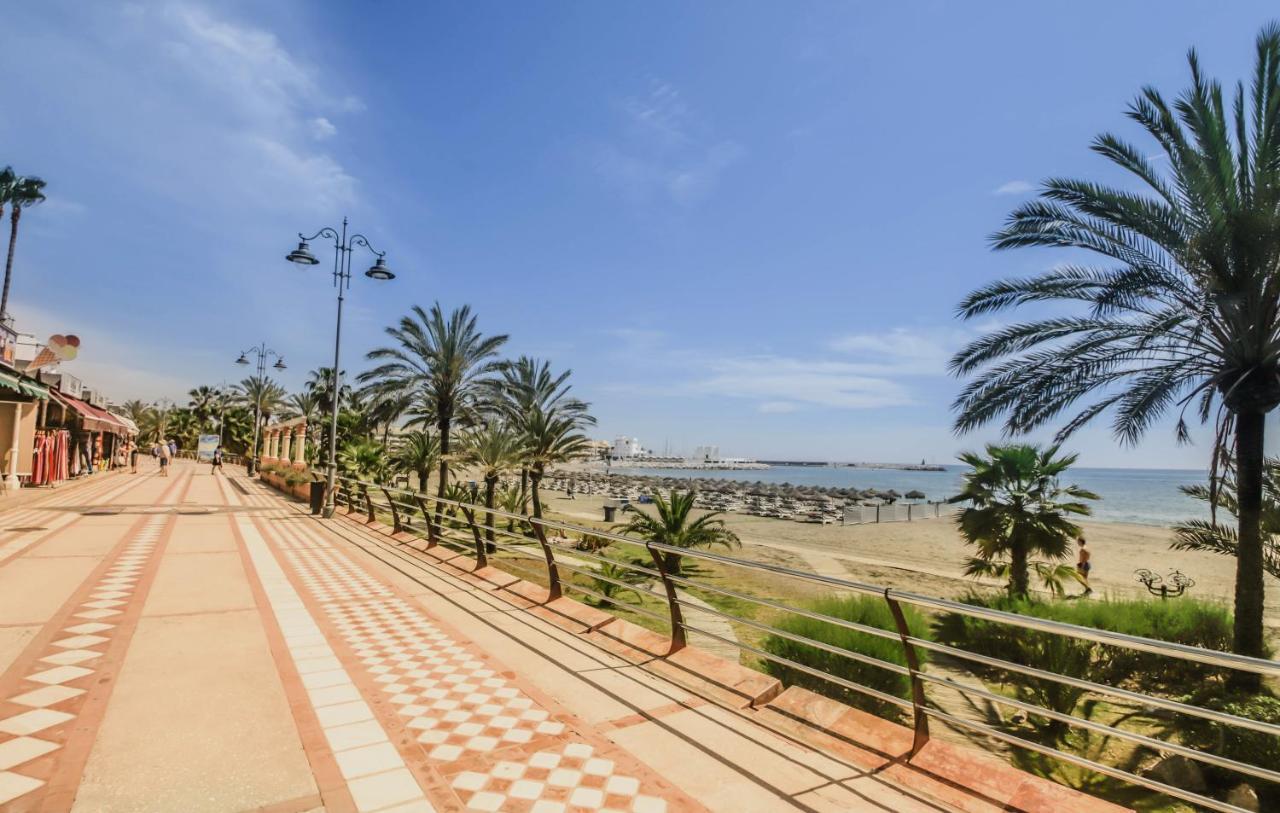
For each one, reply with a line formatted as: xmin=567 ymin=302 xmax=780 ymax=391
xmin=235 ymin=343 xmax=286 ymax=475
xmin=284 ymin=218 xmax=395 ymax=517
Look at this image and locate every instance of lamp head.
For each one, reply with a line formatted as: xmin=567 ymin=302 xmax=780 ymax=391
xmin=286 ymin=240 xmax=319 ymax=265
xmin=235 ymin=354 xmax=249 ymax=366
xmin=365 ymin=256 xmax=395 ymax=281
xmin=273 ymin=358 xmax=287 ymax=371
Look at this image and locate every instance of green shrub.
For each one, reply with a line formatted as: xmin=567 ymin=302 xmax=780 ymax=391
xmin=934 ymin=594 xmax=1240 ymax=696
xmin=1181 ymin=692 xmax=1280 ymax=807
xmin=760 ymin=595 xmax=928 ymax=722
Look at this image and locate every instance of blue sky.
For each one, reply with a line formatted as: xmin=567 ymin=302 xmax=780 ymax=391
xmin=2 ymin=1 xmax=1277 ymax=468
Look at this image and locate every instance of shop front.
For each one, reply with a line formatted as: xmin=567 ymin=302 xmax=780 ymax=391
xmin=0 ymin=368 xmax=49 ymax=489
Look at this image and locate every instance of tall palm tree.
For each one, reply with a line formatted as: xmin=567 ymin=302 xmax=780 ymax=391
xmin=119 ymin=399 xmax=153 ymax=430
xmin=524 ymin=406 xmax=589 ymax=519
xmin=235 ymin=375 xmax=286 ymax=457
xmin=949 ymin=444 xmax=1097 ymax=598
xmin=338 ymin=437 xmax=389 ymax=484
xmin=187 ymin=385 xmax=221 ymax=430
xmin=360 ymin=303 xmax=508 ymax=532
xmin=491 ymin=357 xmax=595 ymax=501
xmin=949 ymin=25 xmax=1280 ymax=662
xmin=462 ymin=422 xmax=522 ymax=541
xmin=1174 ymin=458 xmax=1280 ymax=580
xmin=286 ymin=390 xmax=321 ymax=462
xmin=614 ymin=489 xmax=740 ymax=575
xmin=391 ymin=429 xmax=440 ymax=495
xmin=0 ymin=169 xmax=44 ymax=320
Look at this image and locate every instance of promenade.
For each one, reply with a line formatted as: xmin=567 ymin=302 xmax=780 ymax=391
xmin=0 ymin=462 xmax=1109 ymax=812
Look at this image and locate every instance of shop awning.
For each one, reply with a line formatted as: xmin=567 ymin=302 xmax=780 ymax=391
xmin=50 ymin=390 xmax=128 ymax=434
xmin=108 ymin=412 xmax=139 ymax=435
xmin=0 ymin=368 xmax=49 ymax=399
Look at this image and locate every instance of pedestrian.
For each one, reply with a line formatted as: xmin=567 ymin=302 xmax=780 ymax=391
xmin=211 ymin=446 xmax=223 ymax=474
xmin=168 ymin=438 xmax=177 ymax=459
xmin=1076 ymin=536 xmax=1092 ymax=595
xmin=158 ymin=440 xmax=171 ymax=477
xmin=129 ymin=443 xmax=139 ymax=474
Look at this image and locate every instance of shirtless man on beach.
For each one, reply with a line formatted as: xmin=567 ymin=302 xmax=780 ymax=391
xmin=1077 ymin=536 xmax=1093 ymax=595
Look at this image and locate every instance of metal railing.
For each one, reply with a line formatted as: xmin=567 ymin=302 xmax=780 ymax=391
xmin=329 ymin=475 xmax=1280 ymax=813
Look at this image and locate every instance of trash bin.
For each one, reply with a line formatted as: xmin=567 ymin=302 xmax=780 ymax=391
xmin=310 ymin=481 xmax=325 ymax=515
xmin=603 ymin=505 xmax=617 ymax=523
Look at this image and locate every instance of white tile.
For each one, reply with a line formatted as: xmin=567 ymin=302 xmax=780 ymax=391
xmin=9 ymin=685 xmax=83 ymax=708
xmin=315 ymin=700 xmax=373 ymax=728
xmin=509 ymin=779 xmax=544 ymax=800
xmin=346 ymin=767 xmax=422 ymax=812
xmin=40 ymin=649 xmax=101 ymax=666
xmin=0 ymin=737 xmax=58 ymax=770
xmin=63 ymin=623 xmax=113 ymax=635
xmin=0 ymin=709 xmax=74 ymax=735
xmin=27 ymin=665 xmax=93 ymax=685
xmin=324 ymin=720 xmax=387 ymax=752
xmin=332 ymin=742 xmax=404 ymax=780
xmin=74 ymin=609 xmax=118 ymax=620
xmin=450 ymin=771 xmax=488 ymax=792
xmin=294 ymin=656 xmax=343 ymax=675
xmin=300 ymin=669 xmax=350 ymax=690
xmin=0 ymin=771 xmax=42 ymax=805
xmin=307 ymin=683 xmax=361 ymax=707
xmin=632 ymin=795 xmax=667 ymax=813
xmin=467 ymin=791 xmax=506 ymax=812
xmin=52 ymin=635 xmax=107 ymax=649
xmin=605 ymin=775 xmax=640 ymax=796
xmin=569 ymin=787 xmax=604 ymax=809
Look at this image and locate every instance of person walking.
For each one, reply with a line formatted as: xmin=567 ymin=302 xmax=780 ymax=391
xmin=1076 ymin=536 xmax=1093 ymax=596
xmin=211 ymin=446 xmax=223 ymax=474
xmin=129 ymin=442 xmax=140 ymax=474
xmin=158 ymin=441 xmax=171 ymax=477
xmin=168 ymin=438 xmax=177 ymax=459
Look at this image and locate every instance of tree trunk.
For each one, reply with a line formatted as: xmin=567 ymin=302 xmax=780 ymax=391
xmin=1009 ymin=542 xmax=1029 ymax=598
xmin=434 ymin=417 xmax=449 ymax=539
xmin=530 ymin=466 xmax=544 ymax=520
xmin=519 ymin=466 xmax=529 ymax=510
xmin=0 ymin=207 xmax=19 ymax=320
xmin=484 ymin=474 xmax=497 ymax=548
xmin=1232 ymin=408 xmax=1266 ymax=688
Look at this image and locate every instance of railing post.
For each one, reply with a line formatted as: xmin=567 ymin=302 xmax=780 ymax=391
xmin=359 ymin=484 xmax=376 ymax=523
xmin=528 ymin=519 xmax=562 ymax=600
xmin=382 ymin=488 xmax=403 ymax=533
xmin=884 ymin=588 xmax=929 ymax=755
xmin=646 ymin=543 xmax=687 ymax=653
xmin=341 ymin=479 xmax=357 ymax=515
xmin=459 ymin=506 xmax=488 ymax=569
xmin=413 ymin=495 xmax=438 ymax=546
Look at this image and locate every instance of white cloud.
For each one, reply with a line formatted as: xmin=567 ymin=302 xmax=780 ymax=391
xmin=593 ymin=79 xmax=744 ymax=205
xmin=827 ymin=326 xmax=968 ymax=375
xmin=693 ymin=356 xmax=914 ymax=410
xmin=309 ymin=116 xmax=337 ymax=140
xmin=758 ymin=401 xmax=801 ymax=414
xmin=993 ymin=180 xmax=1034 ymax=196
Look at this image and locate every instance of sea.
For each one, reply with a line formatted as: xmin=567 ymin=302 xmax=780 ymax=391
xmin=607 ymin=465 xmax=1212 ymax=527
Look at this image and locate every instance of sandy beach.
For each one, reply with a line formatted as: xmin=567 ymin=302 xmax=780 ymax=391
xmin=535 ymin=488 xmax=1280 ymax=630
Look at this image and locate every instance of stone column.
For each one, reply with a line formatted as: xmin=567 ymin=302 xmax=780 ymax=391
xmin=293 ymin=424 xmax=307 ymax=466
xmin=5 ymin=402 xmax=21 ymax=488
xmin=279 ymin=428 xmax=291 ymax=463
xmin=268 ymin=428 xmax=279 ymax=460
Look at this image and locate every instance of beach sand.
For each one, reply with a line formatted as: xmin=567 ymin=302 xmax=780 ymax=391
xmin=537 ymin=490 xmax=1280 ymax=630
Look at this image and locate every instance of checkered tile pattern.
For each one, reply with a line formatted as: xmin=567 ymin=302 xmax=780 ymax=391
xmin=449 ymin=742 xmax=667 ymax=813
xmin=266 ymin=514 xmax=678 ymax=813
xmin=0 ymin=513 xmax=166 ymax=806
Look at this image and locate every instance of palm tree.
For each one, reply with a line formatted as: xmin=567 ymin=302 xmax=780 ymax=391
xmin=461 ymin=422 xmax=522 ymax=541
xmin=949 ymin=25 xmax=1280 ymax=662
xmin=360 ymin=303 xmax=508 ymax=533
xmin=188 ymin=385 xmax=222 ymax=430
xmin=0 ymin=169 xmax=45 ymax=320
xmin=338 ymin=437 xmax=389 ymax=484
xmin=119 ymin=399 xmax=153 ymax=431
xmin=524 ymin=407 xmax=589 ymax=519
xmin=491 ymin=357 xmax=595 ymax=503
xmin=286 ymin=390 xmax=321 ymax=462
xmin=1174 ymin=458 xmax=1280 ymax=580
xmin=614 ymin=490 xmax=740 ymax=575
xmin=235 ymin=375 xmax=286 ymax=458
xmin=392 ymin=429 xmax=440 ymax=495
xmin=949 ymin=445 xmax=1096 ymax=598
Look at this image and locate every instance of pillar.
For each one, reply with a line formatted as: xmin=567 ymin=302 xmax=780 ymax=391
xmin=267 ymin=428 xmax=278 ymax=460
xmin=279 ymin=428 xmax=291 ymax=463
xmin=5 ymin=402 xmax=20 ymax=488
xmin=293 ymin=423 xmax=307 ymax=466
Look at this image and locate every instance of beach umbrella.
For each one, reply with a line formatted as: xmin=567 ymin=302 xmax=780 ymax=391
xmin=906 ymin=489 xmax=926 ymax=500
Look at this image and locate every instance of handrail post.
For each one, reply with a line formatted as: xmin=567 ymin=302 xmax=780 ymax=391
xmin=884 ymin=588 xmax=929 ymax=755
xmin=341 ymin=479 xmax=357 ymax=515
xmin=413 ymin=495 xmax=438 ymax=546
xmin=529 ymin=519 xmax=562 ymax=600
xmin=460 ymin=506 xmax=488 ymax=569
xmin=382 ymin=488 xmax=403 ymax=533
xmin=359 ymin=484 xmax=376 ymax=523
xmin=646 ymin=543 xmax=687 ymax=653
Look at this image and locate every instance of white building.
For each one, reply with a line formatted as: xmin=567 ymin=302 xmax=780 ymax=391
xmin=690 ymin=445 xmax=720 ymax=463
xmin=612 ymin=436 xmax=643 ymax=458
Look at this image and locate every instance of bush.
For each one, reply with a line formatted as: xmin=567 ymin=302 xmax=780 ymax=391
xmin=760 ymin=595 xmax=928 ymax=722
xmin=934 ymin=594 xmax=1240 ymax=696
xmin=1181 ymin=692 xmax=1280 ymax=807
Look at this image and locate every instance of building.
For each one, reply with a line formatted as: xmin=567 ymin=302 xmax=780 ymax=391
xmin=577 ymin=439 xmax=611 ymax=461
xmin=612 ymin=436 xmax=644 ymax=459
xmin=0 ymin=317 xmax=51 ymax=488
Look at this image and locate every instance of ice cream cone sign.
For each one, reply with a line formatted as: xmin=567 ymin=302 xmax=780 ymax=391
xmin=27 ymin=334 xmax=80 ymax=374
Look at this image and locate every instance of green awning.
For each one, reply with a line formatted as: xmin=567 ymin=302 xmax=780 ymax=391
xmin=0 ymin=370 xmax=48 ymax=399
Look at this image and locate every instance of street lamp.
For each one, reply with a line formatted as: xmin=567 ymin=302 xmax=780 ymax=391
xmin=285 ymin=217 xmax=395 ymax=517
xmin=235 ymin=342 xmax=286 ymax=475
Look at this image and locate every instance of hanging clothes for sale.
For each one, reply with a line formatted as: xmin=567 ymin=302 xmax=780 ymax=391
xmin=31 ymin=429 xmax=69 ymax=486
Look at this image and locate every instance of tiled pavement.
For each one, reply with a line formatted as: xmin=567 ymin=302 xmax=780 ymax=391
xmin=0 ymin=462 xmax=998 ymax=812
